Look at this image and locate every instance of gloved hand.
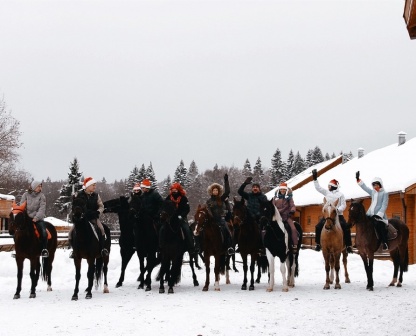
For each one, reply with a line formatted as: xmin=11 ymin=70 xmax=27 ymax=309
xmin=178 ymin=215 xmax=182 ymax=220
xmin=312 ymin=169 xmax=318 ymax=181
xmin=356 ymin=171 xmax=360 ymax=182
xmin=244 ymin=176 xmax=253 ymax=184
xmin=224 ymin=173 xmax=228 ymax=181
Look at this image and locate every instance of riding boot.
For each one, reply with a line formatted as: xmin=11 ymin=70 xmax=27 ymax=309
xmin=100 ymin=234 xmax=109 ymax=257
xmin=36 ymin=221 xmax=49 ymax=258
xmin=194 ymin=235 xmax=201 ymax=253
xmin=381 ymin=224 xmax=389 ymax=251
xmin=181 ymin=222 xmax=196 ymax=255
xmin=315 ymin=225 xmax=322 ymax=252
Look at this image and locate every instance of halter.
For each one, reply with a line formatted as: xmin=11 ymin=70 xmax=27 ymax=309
xmin=194 ymin=207 xmax=210 ymax=236
xmin=232 ymin=202 xmax=247 ymax=226
xmin=322 ymin=201 xmax=338 ymax=231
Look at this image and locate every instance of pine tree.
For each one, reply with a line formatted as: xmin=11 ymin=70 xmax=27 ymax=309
xmin=242 ymin=159 xmax=252 ymax=177
xmin=305 ymin=149 xmax=314 ymax=167
xmin=173 ymin=160 xmax=189 ymax=187
xmin=292 ymin=151 xmax=306 ymax=176
xmin=284 ymin=150 xmax=295 ymax=180
xmin=137 ymin=164 xmax=147 ymax=182
xmin=325 ymin=153 xmax=331 ymax=160
xmin=253 ymin=157 xmax=264 ymax=183
xmin=54 ymin=157 xmax=82 ymax=217
xmin=146 ymin=162 xmax=157 ymax=188
xmin=160 ymin=175 xmax=172 ymax=197
xmin=311 ymin=146 xmax=325 ymax=165
xmin=270 ymin=148 xmax=284 ymax=187
xmin=125 ymin=166 xmax=139 ymax=194
xmin=187 ymin=160 xmax=199 ymax=184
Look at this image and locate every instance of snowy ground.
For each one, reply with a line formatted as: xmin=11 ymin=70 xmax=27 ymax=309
xmin=0 ymin=245 xmax=415 ymax=336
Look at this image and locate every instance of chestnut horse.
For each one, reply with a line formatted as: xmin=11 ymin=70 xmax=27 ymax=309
xmin=232 ymin=197 xmax=263 ymax=290
xmin=348 ymin=200 xmax=409 ymax=290
xmin=193 ymin=204 xmax=230 ymax=291
xmin=71 ymin=197 xmax=111 ymax=300
xmin=9 ymin=202 xmax=57 ymax=299
xmin=320 ymin=198 xmax=349 ymax=290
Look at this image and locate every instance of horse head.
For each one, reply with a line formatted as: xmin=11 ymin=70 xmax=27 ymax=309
xmin=348 ymin=199 xmax=366 ymax=227
xmin=71 ymin=196 xmax=87 ymax=224
xmin=322 ymin=198 xmax=339 ymax=230
xmin=258 ymin=199 xmax=281 ymax=227
xmin=9 ymin=201 xmax=31 ymax=235
xmin=160 ymin=200 xmax=176 ymax=224
xmin=193 ymin=204 xmax=211 ymax=236
xmin=232 ymin=197 xmax=247 ymax=226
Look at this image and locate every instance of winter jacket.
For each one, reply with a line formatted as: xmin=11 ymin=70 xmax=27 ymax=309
xmin=272 ymin=189 xmax=296 ymax=222
xmin=166 ymin=194 xmax=190 ymax=219
xmin=206 ymin=179 xmax=230 ymax=220
xmin=237 ymin=182 xmax=267 ymax=221
xmin=358 ymin=179 xmax=389 ymax=220
xmin=74 ymin=189 xmax=104 ymax=220
xmin=140 ymin=189 xmax=164 ymax=219
xmin=20 ymin=190 xmax=46 ymax=221
xmin=314 ymin=180 xmax=346 ymax=215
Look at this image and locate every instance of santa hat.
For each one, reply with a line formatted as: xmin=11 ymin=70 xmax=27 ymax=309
xmin=83 ymin=177 xmax=97 ymax=189
xmin=140 ymin=179 xmax=152 ymax=189
xmin=328 ymin=179 xmax=339 ymax=188
xmin=279 ymin=182 xmax=288 ymax=190
xmin=132 ymin=183 xmax=141 ymax=191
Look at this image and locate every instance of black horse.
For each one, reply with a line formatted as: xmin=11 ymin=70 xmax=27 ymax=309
xmin=156 ymin=200 xmax=187 ymax=294
xmin=70 ymin=197 xmax=111 ymax=300
xmin=9 ymin=202 xmax=58 ymax=299
xmin=103 ymin=196 xmax=144 ymax=288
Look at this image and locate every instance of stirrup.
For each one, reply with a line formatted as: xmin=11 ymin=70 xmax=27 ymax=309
xmin=101 ymin=248 xmax=109 ymax=257
xmin=227 ymin=247 xmax=235 ymax=255
xmin=346 ymin=246 xmax=353 ymax=253
xmin=41 ymin=249 xmax=49 ymax=258
xmin=382 ymin=243 xmax=388 ymax=251
xmin=69 ymin=251 xmax=74 ymax=259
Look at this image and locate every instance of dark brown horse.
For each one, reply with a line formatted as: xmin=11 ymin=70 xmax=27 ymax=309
xmin=193 ymin=204 xmax=230 ymax=291
xmin=348 ymin=200 xmax=409 ymax=290
xmin=9 ymin=202 xmax=57 ymax=299
xmin=320 ymin=198 xmax=349 ymax=290
xmin=71 ymin=197 xmax=111 ymax=300
xmin=232 ymin=197 xmax=262 ymax=290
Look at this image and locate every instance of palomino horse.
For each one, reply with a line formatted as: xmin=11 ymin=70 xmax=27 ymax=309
xmin=9 ymin=202 xmax=58 ymax=299
xmin=259 ymin=200 xmax=289 ymax=292
xmin=320 ymin=198 xmax=349 ymax=290
xmin=156 ymin=200 xmax=188 ymax=294
xmin=103 ymin=196 xmax=143 ymax=288
xmin=348 ymin=200 xmax=409 ymax=290
xmin=71 ymin=197 xmax=111 ymax=300
xmin=193 ymin=204 xmax=230 ymax=291
xmin=232 ymin=197 xmax=263 ymax=290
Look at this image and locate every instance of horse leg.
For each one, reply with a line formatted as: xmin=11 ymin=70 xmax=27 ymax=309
xmin=334 ymin=253 xmax=341 ymax=289
xmin=188 ymin=257 xmax=199 ymax=287
xmin=286 ymin=256 xmax=294 ymax=288
xmin=29 ymin=259 xmax=40 ymax=298
xmin=280 ymin=261 xmax=289 ymax=292
xmin=241 ymin=254 xmax=248 ymax=290
xmin=389 ymin=250 xmax=400 ymax=286
xmin=13 ymin=257 xmax=24 ymax=299
xmin=214 ymin=256 xmax=221 ymax=291
xmin=103 ymin=257 xmax=109 ymax=294
xmin=266 ymin=251 xmax=274 ymax=292
xmin=323 ymin=254 xmax=331 ymax=290
xmin=342 ymin=249 xmax=350 ymax=283
xmin=360 ymin=255 xmax=374 ymax=291
xmin=249 ymin=254 xmax=256 ymax=290
xmin=46 ymin=257 xmax=53 ymax=291
xmin=144 ymin=254 xmax=156 ymax=291
xmin=255 ymin=264 xmax=262 ymax=283
xmin=232 ymin=253 xmax=238 ymax=272
xmin=116 ymin=248 xmax=134 ymax=288
xmin=72 ymin=258 xmax=82 ymax=300
xmin=396 ymin=245 xmax=409 ymax=287
xmin=159 ymin=261 xmax=166 ymax=294
xmin=329 ymin=254 xmax=335 ymax=285
xmin=85 ymin=259 xmax=95 ymax=299
xmin=137 ymin=255 xmax=146 ymax=289
xmin=225 ymin=255 xmax=230 ymax=285
xmin=203 ymin=255 xmax=210 ymax=291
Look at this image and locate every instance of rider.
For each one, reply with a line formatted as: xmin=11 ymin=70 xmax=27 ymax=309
xmin=356 ymin=171 xmax=389 ymax=251
xmin=272 ymin=182 xmax=298 ymax=250
xmin=312 ymin=169 xmax=353 ymax=253
xmin=159 ymin=182 xmax=196 ymax=254
xmin=206 ymin=174 xmax=235 ymax=255
xmin=20 ymin=180 xmax=49 ymax=258
xmin=69 ymin=177 xmax=109 ymax=258
xmin=139 ymin=178 xmax=164 ymax=239
xmin=237 ymin=176 xmax=268 ymax=254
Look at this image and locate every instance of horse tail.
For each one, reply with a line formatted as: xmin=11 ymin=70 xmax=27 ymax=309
xmin=41 ymin=257 xmax=49 ymax=282
xmin=294 ymin=254 xmax=300 ymax=277
xmin=257 ymin=255 xmax=268 ymax=273
xmin=95 ymin=258 xmax=104 ymax=288
xmin=403 ymin=247 xmax=409 ymax=272
xmin=219 ymin=254 xmax=226 ymax=275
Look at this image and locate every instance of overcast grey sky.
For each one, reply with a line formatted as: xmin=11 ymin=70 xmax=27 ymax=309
xmin=1 ymin=0 xmax=415 ymax=183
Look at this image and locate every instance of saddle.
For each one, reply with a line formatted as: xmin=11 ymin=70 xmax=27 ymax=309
xmin=33 ymin=223 xmax=52 ymax=240
xmin=373 ymin=221 xmax=398 ymax=241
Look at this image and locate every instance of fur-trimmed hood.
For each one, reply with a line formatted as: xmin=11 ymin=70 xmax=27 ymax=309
xmin=207 ymin=183 xmax=224 ymax=196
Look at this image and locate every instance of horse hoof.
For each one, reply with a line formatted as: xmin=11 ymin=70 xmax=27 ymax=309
xmin=159 ymin=288 xmax=165 ymax=294
xmin=226 ymin=280 xmax=231 ymax=285
xmin=71 ymin=295 xmax=78 ymax=301
xmin=233 ymin=268 xmax=239 ymax=273
xmin=168 ymin=288 xmax=174 ymax=294
xmin=103 ymin=286 xmax=109 ymax=294
xmin=214 ymin=288 xmax=221 ymax=291
xmin=366 ymin=287 xmax=373 ymax=291
xmin=13 ymin=294 xmax=20 ymax=300
xmin=115 ymin=283 xmax=122 ymax=288
xmin=335 ymin=285 xmax=341 ymax=289
xmin=29 ymin=293 xmax=36 ymax=298
xmin=345 ymin=278 xmax=351 ymax=284
xmin=282 ymin=288 xmax=289 ymax=292
xmin=241 ymin=285 xmax=247 ymax=290
xmin=255 ymin=279 xmax=260 ymax=284
xmin=47 ymin=286 xmax=53 ymax=292
xmin=323 ymin=286 xmax=330 ymax=290
xmin=249 ymin=285 xmax=254 ymax=291
xmin=85 ymin=293 xmax=92 ymax=299
xmin=145 ymin=286 xmax=151 ymax=292
xmin=397 ymin=283 xmax=402 ymax=287
xmin=202 ymin=287 xmax=208 ymax=292
xmin=266 ymin=288 xmax=273 ymax=292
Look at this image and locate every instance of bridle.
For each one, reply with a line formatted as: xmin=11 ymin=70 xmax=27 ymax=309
xmin=194 ymin=207 xmax=210 ymax=236
xmin=323 ymin=203 xmax=338 ymax=230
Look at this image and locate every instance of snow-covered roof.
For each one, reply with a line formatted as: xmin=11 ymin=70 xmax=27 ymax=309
xmin=0 ymin=194 xmax=15 ymax=201
xmin=44 ymin=217 xmax=72 ymax=227
xmin=266 ymin=137 xmax=416 ymax=207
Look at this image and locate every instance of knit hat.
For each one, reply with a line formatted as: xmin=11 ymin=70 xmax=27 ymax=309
xmin=132 ymin=183 xmax=141 ymax=191
xmin=140 ymin=179 xmax=151 ymax=189
xmin=372 ymin=177 xmax=383 ymax=188
xmin=83 ymin=177 xmax=97 ymax=189
xmin=30 ymin=180 xmax=42 ymax=190
xmin=328 ymin=179 xmax=339 ymax=189
xmin=252 ymin=183 xmax=261 ymax=189
xmin=279 ymin=182 xmax=288 ymax=190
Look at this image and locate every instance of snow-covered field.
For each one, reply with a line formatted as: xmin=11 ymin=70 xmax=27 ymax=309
xmin=0 ymin=245 xmax=415 ymax=336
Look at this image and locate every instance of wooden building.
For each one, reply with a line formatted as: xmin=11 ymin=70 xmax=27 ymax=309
xmin=267 ymin=132 xmax=416 ymax=264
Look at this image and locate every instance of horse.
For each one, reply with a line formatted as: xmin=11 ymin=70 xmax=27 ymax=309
xmin=9 ymin=202 xmax=58 ymax=299
xmin=320 ymin=198 xmax=349 ymax=290
xmin=156 ymin=200 xmax=187 ymax=294
xmin=193 ymin=204 xmax=230 ymax=291
xmin=348 ymin=200 xmax=409 ymax=290
xmin=70 ymin=197 xmax=111 ymax=300
xmin=232 ymin=197 xmax=263 ymax=290
xmin=286 ymin=221 xmax=302 ymax=288
xmin=103 ymin=196 xmax=144 ymax=288
xmin=258 ymin=200 xmax=289 ymax=292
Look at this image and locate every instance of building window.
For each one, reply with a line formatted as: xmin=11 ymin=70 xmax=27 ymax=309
xmin=307 ymin=216 xmax=311 ymax=225
xmin=392 ymin=213 xmax=401 ymax=220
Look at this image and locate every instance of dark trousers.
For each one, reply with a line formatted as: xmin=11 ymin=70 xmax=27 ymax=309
xmin=35 ymin=220 xmax=47 ymax=250
xmin=371 ymin=217 xmax=388 ymax=245
xmin=315 ymin=215 xmax=352 ymax=247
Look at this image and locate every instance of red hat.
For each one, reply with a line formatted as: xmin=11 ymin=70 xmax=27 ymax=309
xmin=83 ymin=177 xmax=97 ymax=189
xmin=170 ymin=182 xmax=186 ymax=195
xmin=279 ymin=182 xmax=288 ymax=190
xmin=328 ymin=179 xmax=339 ymax=188
xmin=132 ymin=183 xmax=141 ymax=191
xmin=140 ymin=179 xmax=151 ymax=189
